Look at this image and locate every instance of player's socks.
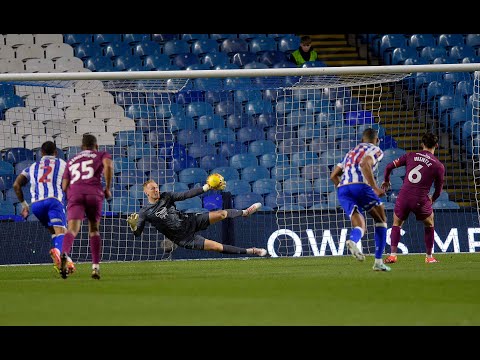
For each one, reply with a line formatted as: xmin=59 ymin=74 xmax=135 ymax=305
xmin=390 ymin=225 xmax=401 ymax=254
xmin=424 ymin=226 xmax=435 ymax=256
xmin=62 ymin=232 xmax=75 ymax=254
xmin=350 ymin=226 xmax=364 ymax=243
xmin=374 ymin=222 xmax=388 ymax=259
xmin=90 ymin=234 xmax=101 ymax=265
xmin=225 ymin=209 xmax=244 ymax=219
xmin=221 ymin=244 xmax=247 ymax=254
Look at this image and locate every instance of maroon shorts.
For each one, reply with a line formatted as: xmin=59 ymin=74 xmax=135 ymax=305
xmin=394 ymin=194 xmax=432 ymax=221
xmin=67 ymin=193 xmax=104 ymax=223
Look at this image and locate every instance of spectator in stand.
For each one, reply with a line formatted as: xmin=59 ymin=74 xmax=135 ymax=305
xmin=288 ymin=35 xmax=318 ymax=67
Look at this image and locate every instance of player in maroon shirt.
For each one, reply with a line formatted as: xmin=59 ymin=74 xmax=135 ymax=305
xmin=61 ymin=134 xmax=113 ymax=279
xmin=381 ymin=132 xmax=445 ymax=264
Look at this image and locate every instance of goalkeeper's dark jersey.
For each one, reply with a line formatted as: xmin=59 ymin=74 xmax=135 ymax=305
xmin=133 ymin=187 xmax=204 ymax=242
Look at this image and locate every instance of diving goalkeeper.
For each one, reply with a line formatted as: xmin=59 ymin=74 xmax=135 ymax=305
xmin=126 ymin=175 xmax=267 ymax=256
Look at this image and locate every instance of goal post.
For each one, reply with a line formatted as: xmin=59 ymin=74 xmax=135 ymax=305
xmin=1 ymin=63 xmax=479 ymax=264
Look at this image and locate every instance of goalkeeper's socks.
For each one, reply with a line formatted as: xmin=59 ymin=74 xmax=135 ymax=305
xmin=226 ymin=209 xmax=243 ymax=218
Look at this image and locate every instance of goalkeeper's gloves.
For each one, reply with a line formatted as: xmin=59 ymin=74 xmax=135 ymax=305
xmin=127 ymin=213 xmax=139 ymax=232
xmin=202 ymin=183 xmax=211 ymax=192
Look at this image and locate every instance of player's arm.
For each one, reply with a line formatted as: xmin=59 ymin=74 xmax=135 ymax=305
xmin=330 ymin=165 xmax=343 ymax=188
xmin=381 ymin=154 xmax=406 ymax=191
xmin=13 ymin=173 xmax=29 ymax=218
xmin=360 ymin=155 xmax=385 ymax=197
xmin=171 ymin=186 xmax=207 ymax=202
xmin=102 ymin=156 xmax=113 ymax=200
xmin=431 ymin=164 xmax=446 ymax=203
xmin=62 ymin=167 xmax=70 ymax=193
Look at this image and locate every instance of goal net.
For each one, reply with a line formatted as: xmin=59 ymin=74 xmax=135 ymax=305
xmin=0 ymin=64 xmax=479 ymax=264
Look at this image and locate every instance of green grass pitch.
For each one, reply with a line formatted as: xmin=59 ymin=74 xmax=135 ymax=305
xmin=1 ymin=253 xmax=479 ymax=326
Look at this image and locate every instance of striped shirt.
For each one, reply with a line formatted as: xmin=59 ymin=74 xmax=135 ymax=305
xmin=21 ymin=155 xmax=67 ymax=203
xmin=337 ymin=142 xmax=384 ymax=186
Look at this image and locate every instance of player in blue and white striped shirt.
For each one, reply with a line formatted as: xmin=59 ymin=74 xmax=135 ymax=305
xmin=330 ymin=128 xmax=391 ymax=272
xmin=13 ymin=141 xmax=75 ymax=274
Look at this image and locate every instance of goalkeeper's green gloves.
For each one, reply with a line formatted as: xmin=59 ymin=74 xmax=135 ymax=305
xmin=127 ymin=213 xmax=139 ymax=232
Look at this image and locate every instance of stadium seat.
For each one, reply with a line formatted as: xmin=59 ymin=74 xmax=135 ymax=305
xmin=63 ymin=34 xmax=92 ymax=45
xmin=191 ymin=39 xmax=219 ymax=55
xmin=233 ymin=193 xmax=263 ymax=210
xmin=282 ymin=176 xmax=313 ymax=195
xmin=245 ymin=99 xmax=273 ymax=116
xmin=113 ymin=55 xmax=143 ymax=71
xmin=93 ymin=34 xmax=122 ymax=45
xmin=252 ymin=178 xmax=278 ymax=195
xmin=231 ymin=52 xmax=257 ymax=67
xmin=248 ymin=140 xmax=276 ymax=156
xmin=185 ymin=102 xmax=214 ymax=119
xmin=148 ymin=168 xmax=177 ymax=183
xmin=391 ymin=47 xmax=418 ymax=65
xmin=117 ymin=169 xmax=146 ymax=187
xmin=84 ymin=56 xmax=113 ymax=72
xmin=171 ymin=154 xmax=198 ymax=173
xmin=110 ymin=197 xmax=140 ymax=214
xmin=224 ymin=77 xmax=252 ymax=89
xmin=465 ymin=34 xmax=480 ymax=50
xmin=219 ymin=141 xmax=248 ymax=158
xmin=200 ymin=154 xmax=229 ymax=171
xmin=0 ymin=160 xmax=14 ymax=176
xmin=236 ymin=126 xmax=264 ymax=144
xmin=226 ymin=113 xmax=254 ymax=129
xmin=259 ymin=51 xmax=287 ymax=67
xmin=122 ymin=34 xmax=151 ymax=44
xmin=196 ymin=114 xmax=225 ymax=133
xmin=249 ymin=37 xmax=277 ymax=54
xmin=202 ymin=193 xmax=223 ymax=211
xmin=290 ymin=152 xmax=320 ymax=167
xmin=160 ymin=181 xmax=189 ymax=193
xmin=455 ymin=80 xmax=474 ymax=99
xmin=151 ymin=34 xmax=177 ymax=43
xmin=220 ymin=38 xmax=248 ymax=55
xmin=207 ymin=127 xmax=236 ymax=144
xmin=187 ymin=142 xmax=216 ymax=159
xmin=277 ymin=35 xmax=300 ymax=53
xmin=113 ymin=158 xmax=136 ymax=174
xmin=163 ymin=40 xmax=190 ymax=57
xmin=168 ymin=115 xmax=196 ymax=133
xmin=178 ymin=167 xmax=208 ymax=185
xmin=176 ymin=129 xmax=205 ymax=145
xmin=126 ymin=144 xmax=157 ymax=161
xmin=448 ymin=46 xmax=476 ymax=61
xmin=259 ymin=153 xmax=287 ymax=169
xmin=409 ymin=34 xmax=436 ymax=50
xmin=313 ymin=178 xmax=335 ymax=194
xmin=210 ymin=166 xmax=239 ymax=181
xmin=436 ymin=94 xmax=465 ymax=118
xmin=215 ymin=100 xmax=241 ymax=118
xmin=278 ymin=138 xmax=307 ymax=154
xmin=4 ymin=147 xmax=34 ymax=165
xmin=224 ymin=179 xmax=251 ymax=195
xmin=241 ymin=165 xmax=270 ymax=182
xmin=75 ymin=43 xmax=103 ymax=59
xmin=420 ymin=46 xmax=447 ymax=61
xmin=143 ymin=54 xmax=171 ymax=70
xmin=201 ymin=52 xmax=230 ymax=68
xmin=114 ymin=130 xmax=144 ymax=147
xmin=229 ymin=153 xmax=258 ymax=169
xmin=172 ymin=53 xmax=199 ymax=69
xmin=0 ymin=200 xmax=16 ymax=215
xmin=128 ymin=184 xmax=146 ymax=200
xmin=44 ymin=43 xmax=75 ymax=60
xmin=437 ymin=34 xmax=464 ymax=49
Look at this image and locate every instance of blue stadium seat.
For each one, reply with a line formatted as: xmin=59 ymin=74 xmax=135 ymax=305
xmin=191 ymin=39 xmax=219 ymax=55
xmin=448 ymin=46 xmax=476 ymax=61
xmin=176 ymin=129 xmax=205 ymax=145
xmin=224 ymin=179 xmax=251 ymax=195
xmin=113 ymin=55 xmax=143 ymax=71
xmin=125 ymin=104 xmax=156 ymax=119
xmin=296 ymin=192 xmax=323 ymax=208
xmin=172 ymin=154 xmax=198 ymax=173
xmin=249 ymin=37 xmax=277 ymax=54
xmin=259 ymin=152 xmax=286 ymax=169
xmin=391 ymin=47 xmax=418 ymax=65
xmin=245 ymin=99 xmax=273 ymax=115
xmin=172 ymin=53 xmax=199 ymax=69
xmin=219 ymin=141 xmax=248 ymax=158
xmin=248 ymin=140 xmax=276 ymax=156
xmin=163 ymin=40 xmax=190 ymax=57
xmin=122 ymin=34 xmax=151 ymax=44
xmin=265 ymin=191 xmax=295 ymax=209
xmin=313 ymin=178 xmax=335 ymax=194
xmin=259 ymin=51 xmax=287 ymax=67
xmin=437 ymin=34 xmax=464 ymax=49
xmin=432 ymin=57 xmax=457 ymax=64
xmin=151 ymin=34 xmax=177 ymax=43
xmin=110 ymin=197 xmax=140 ymax=214
xmin=301 ymin=61 xmax=327 ymax=68
xmin=241 ymin=165 xmax=270 ymax=182
xmin=432 ymin=200 xmax=460 ymax=210
xmin=301 ymin=164 xmax=330 ymax=181
xmin=229 ymin=153 xmax=258 ymax=169
xmin=231 ymin=52 xmax=257 ymax=67
xmin=64 ymin=34 xmax=92 ymax=45
xmin=117 ymin=169 xmax=146 ymax=187
xmin=420 ymin=46 xmax=447 ymax=61
xmin=168 ymin=115 xmax=196 ymax=133
xmin=0 ymin=174 xmax=14 ymax=191
xmin=143 ymin=54 xmax=171 ymax=70
xmin=455 ymin=80 xmax=474 ymax=99
xmin=157 ymin=142 xmax=187 ymax=159
xmin=442 ymin=106 xmax=472 ymax=132
xmin=187 ymin=142 xmax=216 ymax=159
xmin=178 ymin=167 xmax=208 ymax=185
xmin=155 ymin=103 xmax=184 ymax=118
xmin=210 ymin=166 xmax=239 ymax=181
xmin=466 ymin=34 xmax=480 ymax=49
xmin=220 ymin=38 xmax=248 ymax=54
xmin=185 ymin=102 xmax=214 ymax=118
xmin=0 ymin=200 xmax=16 ymax=215
xmin=437 ymin=94 xmax=465 ymax=118
xmin=128 ymin=184 xmax=145 ymax=200
xmin=113 ymin=158 xmax=137 ymax=174
xmin=236 ymin=126 xmax=264 ymax=144
xmin=6 ymin=187 xmax=30 ymax=203
xmin=443 ymin=71 xmax=470 ymax=86
xmin=226 ymin=113 xmax=254 ymax=129
xmin=290 ymin=152 xmax=320 ymax=167
xmin=278 ymin=138 xmax=306 ymax=154
xmin=74 ymin=43 xmax=103 ymax=59
xmin=282 ymin=176 xmax=313 ymax=195
xmin=0 ymin=94 xmax=24 ymax=111
xmin=84 ymin=56 xmax=113 ymax=72
xmin=214 ymin=100 xmax=241 ymax=118
xmin=149 ymin=168 xmax=177 ymax=183
xmin=193 ymin=78 xmax=223 ymax=90
xmin=114 ymin=130 xmax=144 ymax=147
xmin=297 ymin=124 xmax=325 ymax=141
xmin=146 ymin=131 xmax=174 ymax=147
xmin=103 ymin=43 xmax=132 ymax=58
xmin=126 ymin=144 xmax=156 ymax=161
xmin=197 ymin=114 xmax=225 ymax=132
xmin=271 ymin=165 xmax=300 ymax=181
xmin=233 ymin=193 xmax=263 ymax=210
xmin=93 ymin=34 xmax=122 ymax=45
xmin=0 ymin=160 xmax=15 ymax=175
xmin=201 ymin=52 xmax=230 ymax=68
xmin=224 ymin=77 xmax=252 ymax=89
xmin=277 ymin=35 xmax=300 ymax=53
xmin=233 ymin=89 xmax=262 ymax=104
xmin=409 ymin=34 xmax=436 ymax=50
xmin=136 ymin=156 xmax=171 ymax=175
xmin=175 ymin=90 xmax=205 ymax=105
xmin=252 ymin=178 xmax=278 ymax=195
xmin=160 ymin=181 xmax=189 ymax=192
xmin=200 ymin=154 xmax=229 ymax=171
xmin=207 ymin=127 xmax=236 ymax=144
xmin=254 ymin=113 xmax=276 ymax=129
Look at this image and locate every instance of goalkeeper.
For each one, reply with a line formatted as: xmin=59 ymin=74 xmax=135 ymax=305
xmin=126 ymin=175 xmax=267 ymax=256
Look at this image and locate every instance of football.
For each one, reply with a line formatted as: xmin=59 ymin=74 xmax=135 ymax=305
xmin=207 ymin=173 xmax=226 ymax=190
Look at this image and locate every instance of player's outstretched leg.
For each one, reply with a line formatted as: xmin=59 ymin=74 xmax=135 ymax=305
xmin=243 ymin=202 xmax=262 ymax=217
xmin=60 ymin=253 xmax=69 ymax=279
xmin=91 ymin=268 xmax=100 ymax=280
xmin=345 ymin=240 xmax=365 ymax=261
xmin=249 ymin=247 xmax=268 ymax=257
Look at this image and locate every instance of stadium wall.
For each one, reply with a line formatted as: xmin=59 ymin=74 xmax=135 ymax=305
xmin=0 ymin=210 xmax=478 ymax=265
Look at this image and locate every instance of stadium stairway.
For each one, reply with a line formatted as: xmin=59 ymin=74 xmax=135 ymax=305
xmin=307 ymin=34 xmax=369 ymax=67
